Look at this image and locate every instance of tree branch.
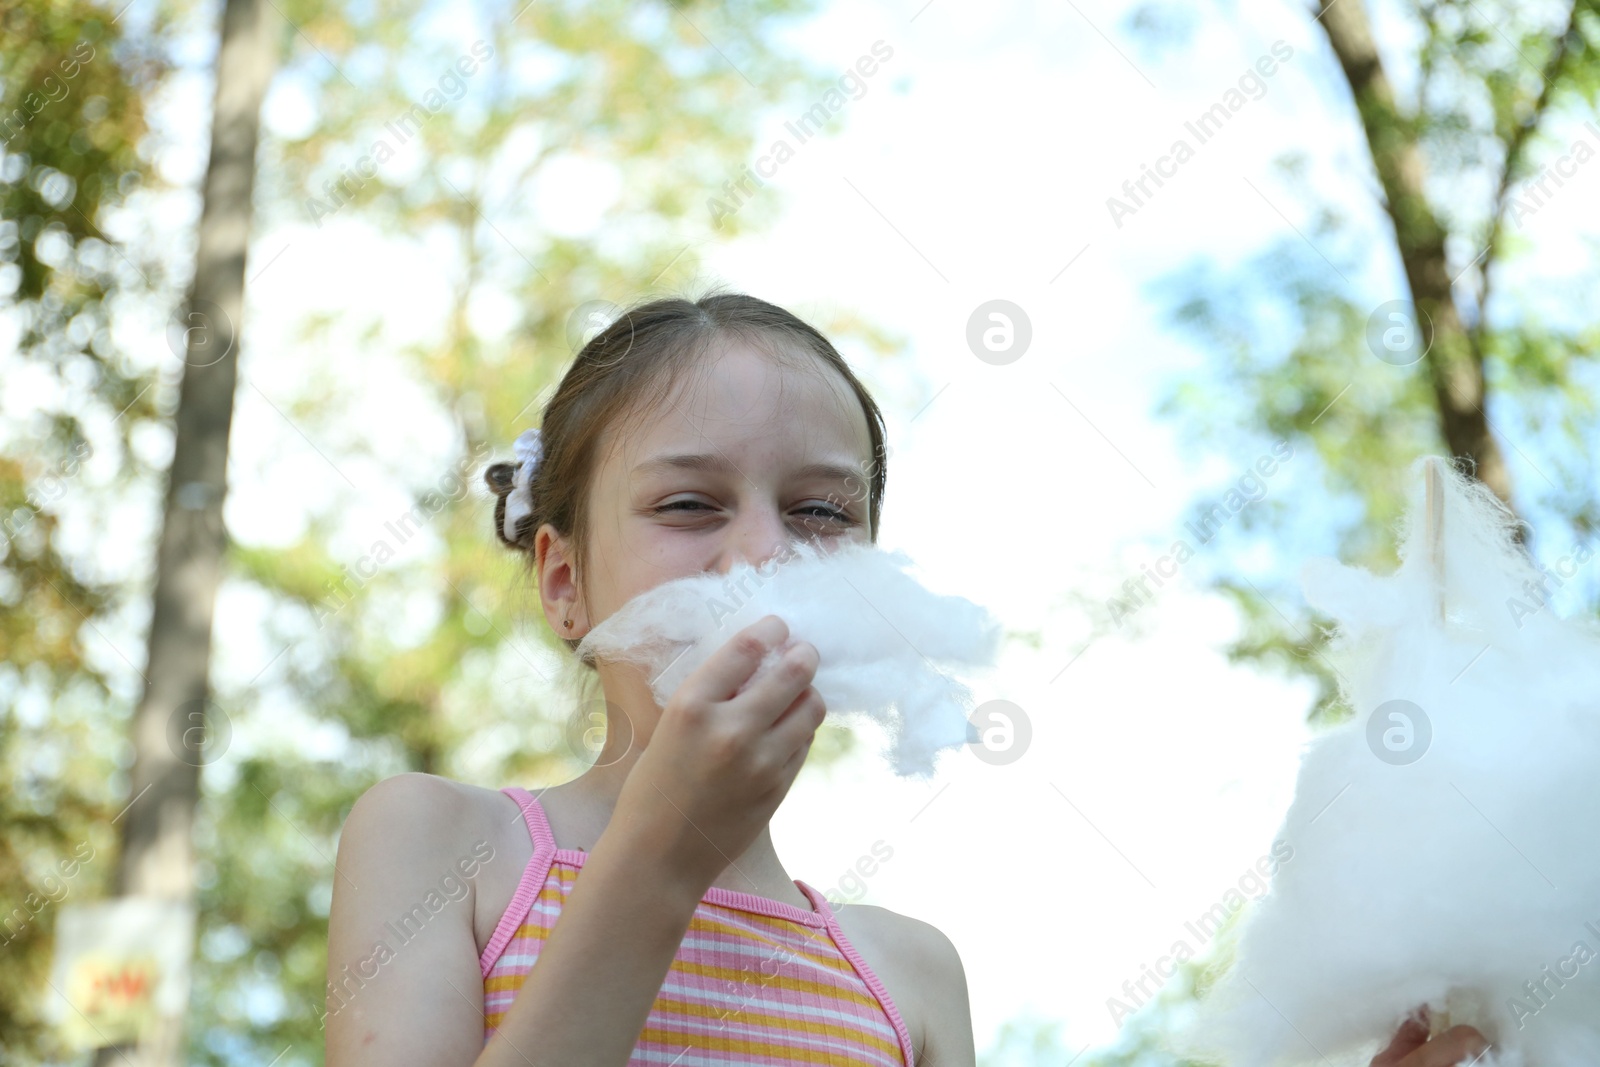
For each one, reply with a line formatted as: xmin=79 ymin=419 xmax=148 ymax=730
xmin=1474 ymin=0 xmax=1588 ymax=344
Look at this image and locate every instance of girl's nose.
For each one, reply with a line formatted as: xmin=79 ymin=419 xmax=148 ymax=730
xmin=713 ymin=506 xmax=791 ymax=576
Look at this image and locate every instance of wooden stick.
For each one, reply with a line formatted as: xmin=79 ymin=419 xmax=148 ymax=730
xmin=1424 ymin=458 xmax=1445 ymax=624
xmin=1426 ymin=459 xmax=1446 ymax=1033
xmin=1425 ymin=462 xmax=1456 ymax=1039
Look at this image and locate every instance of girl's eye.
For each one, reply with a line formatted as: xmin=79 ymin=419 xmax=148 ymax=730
xmin=653 ymin=501 xmax=854 ymax=524
xmin=795 ymin=504 xmax=850 ymax=523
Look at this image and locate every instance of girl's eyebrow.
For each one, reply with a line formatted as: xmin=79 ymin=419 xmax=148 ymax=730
xmin=631 ymin=453 xmax=730 ymax=478
xmin=632 ymin=452 xmax=863 ymax=484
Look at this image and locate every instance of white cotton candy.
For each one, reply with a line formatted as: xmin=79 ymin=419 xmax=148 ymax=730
xmin=572 ymin=539 xmax=1003 ymax=778
xmin=1173 ymin=456 xmax=1600 ymax=1067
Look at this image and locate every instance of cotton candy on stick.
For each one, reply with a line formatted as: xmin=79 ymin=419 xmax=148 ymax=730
xmin=1175 ymin=456 xmax=1600 ymax=1067
xmin=573 ymin=539 xmax=1003 ymax=778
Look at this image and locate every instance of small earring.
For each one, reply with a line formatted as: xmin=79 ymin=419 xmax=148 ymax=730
xmin=563 ymin=619 xmax=573 ymax=629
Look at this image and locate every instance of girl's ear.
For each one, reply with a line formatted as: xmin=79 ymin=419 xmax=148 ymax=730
xmin=534 ymin=523 xmax=589 ymax=637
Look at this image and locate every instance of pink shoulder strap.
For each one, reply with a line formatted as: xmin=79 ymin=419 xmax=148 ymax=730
xmin=797 ymin=881 xmax=918 ymax=1063
xmin=477 ymin=786 xmax=557 ymax=976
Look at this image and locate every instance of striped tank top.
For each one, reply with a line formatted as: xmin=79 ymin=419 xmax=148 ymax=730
xmin=480 ymin=786 xmax=916 ymax=1065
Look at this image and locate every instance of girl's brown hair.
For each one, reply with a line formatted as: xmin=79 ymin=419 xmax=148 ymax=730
xmin=483 ymin=289 xmax=890 ymax=659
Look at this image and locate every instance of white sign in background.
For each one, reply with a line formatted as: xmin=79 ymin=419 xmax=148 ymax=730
xmin=45 ymin=898 xmax=196 ymax=1050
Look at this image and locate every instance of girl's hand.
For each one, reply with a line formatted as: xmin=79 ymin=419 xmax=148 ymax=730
xmin=613 ymin=613 xmax=824 ymax=894
xmin=1371 ymin=1007 xmax=1491 ymax=1067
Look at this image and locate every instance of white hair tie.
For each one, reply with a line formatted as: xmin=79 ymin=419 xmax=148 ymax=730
xmin=503 ymin=428 xmax=544 ymax=542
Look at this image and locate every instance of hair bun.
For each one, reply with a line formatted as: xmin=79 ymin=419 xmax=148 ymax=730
xmin=484 ymin=461 xmax=524 ymax=547
xmin=484 ymin=461 xmax=515 ymax=495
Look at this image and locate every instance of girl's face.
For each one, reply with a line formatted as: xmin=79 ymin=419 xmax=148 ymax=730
xmin=540 ymin=336 xmax=877 ymax=652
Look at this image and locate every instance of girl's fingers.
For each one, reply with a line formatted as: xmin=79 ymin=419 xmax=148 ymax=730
xmin=1371 ymin=1008 xmax=1429 ymax=1067
xmin=1409 ymin=1026 xmax=1489 ymax=1067
xmin=767 ymin=684 xmax=826 ymax=754
xmin=731 ymin=639 xmax=819 ymax=730
xmin=774 ymin=709 xmax=818 ymax=786
xmin=677 ymin=615 xmax=789 ymax=706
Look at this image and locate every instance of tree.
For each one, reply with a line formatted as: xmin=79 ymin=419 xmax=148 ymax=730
xmin=1314 ymin=0 xmax=1596 ymax=514
xmin=90 ymin=0 xmax=279 ymax=1060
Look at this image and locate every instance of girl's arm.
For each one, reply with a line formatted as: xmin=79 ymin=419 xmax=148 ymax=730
xmin=323 ymin=772 xmax=499 ymax=1064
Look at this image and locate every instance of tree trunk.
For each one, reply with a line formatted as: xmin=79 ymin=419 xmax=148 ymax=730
xmin=95 ymin=0 xmax=276 ymax=1061
xmin=1315 ymin=0 xmax=1519 ymax=526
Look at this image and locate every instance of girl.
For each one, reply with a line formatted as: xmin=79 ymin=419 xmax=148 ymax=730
xmin=325 ymin=291 xmax=976 ymax=1066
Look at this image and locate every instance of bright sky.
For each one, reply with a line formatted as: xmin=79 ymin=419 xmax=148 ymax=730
xmin=70 ymin=0 xmax=1600 ymax=1058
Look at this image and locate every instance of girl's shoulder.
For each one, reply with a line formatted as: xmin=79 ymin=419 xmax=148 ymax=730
xmin=829 ymin=901 xmax=973 ymax=1062
xmin=344 ymin=773 xmax=532 ymax=954
xmin=830 ymin=899 xmax=963 ymax=982
xmin=348 ymin=771 xmax=505 ymax=842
